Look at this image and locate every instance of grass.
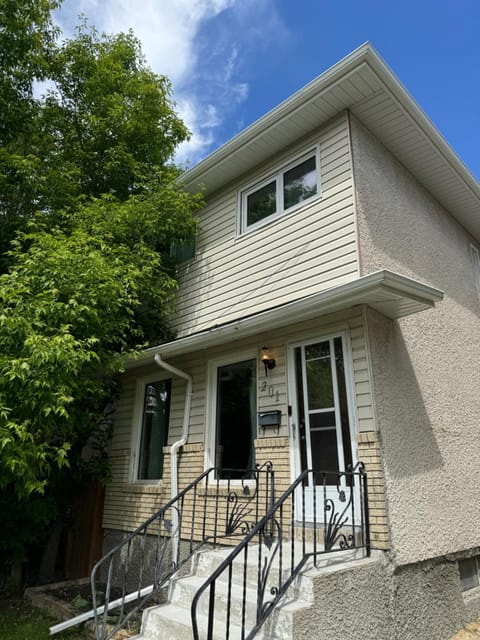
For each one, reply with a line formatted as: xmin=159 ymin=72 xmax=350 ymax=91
xmin=0 ymin=598 xmax=87 ymax=640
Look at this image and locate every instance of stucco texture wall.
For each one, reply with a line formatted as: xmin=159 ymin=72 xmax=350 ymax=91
xmin=288 ymin=554 xmax=466 ymax=640
xmin=350 ymin=114 xmax=480 ymax=566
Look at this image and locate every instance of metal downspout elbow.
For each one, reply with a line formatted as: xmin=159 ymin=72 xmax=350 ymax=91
xmin=154 ymin=353 xmax=193 ymax=562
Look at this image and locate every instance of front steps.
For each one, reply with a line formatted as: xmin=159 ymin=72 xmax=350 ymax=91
xmin=134 ymin=543 xmax=370 ymax=640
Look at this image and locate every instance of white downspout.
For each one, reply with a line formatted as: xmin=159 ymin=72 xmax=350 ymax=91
xmin=154 ymin=352 xmax=193 ymax=564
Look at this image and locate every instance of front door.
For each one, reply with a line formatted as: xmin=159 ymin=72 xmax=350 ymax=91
xmin=289 ymin=332 xmax=357 ymax=521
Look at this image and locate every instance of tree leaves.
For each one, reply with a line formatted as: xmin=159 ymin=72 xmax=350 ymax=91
xmin=0 ymin=4 xmax=202 ymax=504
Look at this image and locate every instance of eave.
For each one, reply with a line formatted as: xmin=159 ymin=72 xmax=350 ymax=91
xmin=181 ymin=43 xmax=480 ymax=242
xmin=127 ymin=270 xmax=443 ymax=367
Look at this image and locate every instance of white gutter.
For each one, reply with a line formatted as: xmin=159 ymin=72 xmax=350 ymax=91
xmin=181 ymin=43 xmax=480 ymax=241
xmin=127 ymin=270 xmax=444 ymax=368
xmin=181 ymin=43 xmax=480 ymax=201
xmin=180 ymin=42 xmax=374 ymax=191
xmin=154 ymin=353 xmax=193 ymax=563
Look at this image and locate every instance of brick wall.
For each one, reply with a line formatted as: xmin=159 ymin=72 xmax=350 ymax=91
xmin=356 ymin=431 xmax=390 ymax=550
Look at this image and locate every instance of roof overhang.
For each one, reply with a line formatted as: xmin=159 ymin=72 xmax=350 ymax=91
xmin=181 ymin=43 xmax=480 ymax=242
xmin=127 ymin=270 xmax=443 ymax=368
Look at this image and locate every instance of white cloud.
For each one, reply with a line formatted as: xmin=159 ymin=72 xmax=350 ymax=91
xmin=56 ymin=0 xmax=234 ymax=85
xmin=224 ymin=46 xmax=238 ymax=83
xmin=54 ymin=0 xmax=283 ymax=165
xmin=174 ymin=99 xmax=215 ymax=167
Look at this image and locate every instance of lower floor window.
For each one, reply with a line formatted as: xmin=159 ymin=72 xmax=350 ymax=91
xmin=215 ymin=358 xmax=257 ymax=479
xmin=459 ymin=556 xmax=480 ymax=592
xmin=137 ymin=379 xmax=172 ymax=480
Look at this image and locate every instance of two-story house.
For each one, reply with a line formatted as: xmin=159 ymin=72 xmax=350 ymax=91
xmin=93 ymin=44 xmax=480 ymax=640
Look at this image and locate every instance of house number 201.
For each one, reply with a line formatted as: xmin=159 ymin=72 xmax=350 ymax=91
xmin=260 ymin=381 xmax=279 ymax=402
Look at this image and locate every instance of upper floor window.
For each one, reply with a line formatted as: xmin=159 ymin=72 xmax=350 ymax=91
xmin=240 ymin=149 xmax=320 ymax=233
xmin=470 ymin=244 xmax=480 ymax=300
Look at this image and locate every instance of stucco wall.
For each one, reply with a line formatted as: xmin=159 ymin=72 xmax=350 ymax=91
xmin=288 ymin=555 xmax=466 ymax=640
xmin=350 ymin=114 xmax=480 ymax=565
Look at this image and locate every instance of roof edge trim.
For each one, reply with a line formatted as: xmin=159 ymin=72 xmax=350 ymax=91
xmin=180 ymin=43 xmax=480 ymax=206
xmin=126 ymin=270 xmax=443 ymax=368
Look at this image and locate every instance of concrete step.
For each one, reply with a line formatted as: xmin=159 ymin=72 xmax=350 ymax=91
xmin=139 ymin=597 xmax=308 ymax=640
xmin=135 ymin=543 xmax=370 ymax=640
xmin=141 ymin=601 xmax=258 ymax=640
xmin=192 ymin=541 xmax=364 ymax=597
xmin=193 ymin=545 xmax=291 ymax=590
xmin=173 ymin=572 xmax=275 ymax=630
xmin=194 ymin=542 xmax=311 ymax=577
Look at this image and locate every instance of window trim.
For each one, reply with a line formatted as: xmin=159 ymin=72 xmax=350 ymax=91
xmin=205 ymin=351 xmax=258 ymax=479
xmin=130 ymin=373 xmax=172 ymax=484
xmin=238 ymin=146 xmax=321 ymax=235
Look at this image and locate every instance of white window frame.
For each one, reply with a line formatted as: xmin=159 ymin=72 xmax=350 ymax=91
xmin=130 ymin=372 xmax=172 ymax=484
xmin=238 ymin=146 xmax=321 ymax=235
xmin=205 ymin=350 xmax=258 ymax=480
xmin=470 ymin=244 xmax=480 ymax=301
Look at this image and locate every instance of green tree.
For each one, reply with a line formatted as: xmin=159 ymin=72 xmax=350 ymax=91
xmin=0 ymin=2 xmax=201 ymax=567
xmin=0 ymin=0 xmax=61 ymax=269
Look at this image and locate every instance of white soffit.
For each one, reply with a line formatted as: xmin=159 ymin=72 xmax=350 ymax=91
xmin=182 ymin=43 xmax=480 ymax=241
xmin=128 ymin=270 xmax=443 ymax=367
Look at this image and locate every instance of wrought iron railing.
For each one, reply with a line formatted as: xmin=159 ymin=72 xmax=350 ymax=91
xmin=191 ymin=463 xmax=370 ymax=640
xmin=91 ymin=462 xmax=274 ymax=640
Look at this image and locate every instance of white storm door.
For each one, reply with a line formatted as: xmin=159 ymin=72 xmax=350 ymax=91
xmin=290 ymin=333 xmax=357 ymax=521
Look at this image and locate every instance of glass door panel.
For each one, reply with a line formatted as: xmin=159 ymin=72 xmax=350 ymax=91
xmin=292 ymin=334 xmax=356 ymax=519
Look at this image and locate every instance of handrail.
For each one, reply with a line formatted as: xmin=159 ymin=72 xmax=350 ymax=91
xmin=191 ymin=463 xmax=369 ymax=640
xmin=89 ymin=462 xmax=275 ymax=640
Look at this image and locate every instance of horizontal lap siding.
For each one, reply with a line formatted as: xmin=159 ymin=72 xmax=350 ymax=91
xmin=102 ymin=114 xmax=375 ymax=533
xmin=103 ymin=308 xmax=377 ymax=532
xmin=174 ymin=114 xmax=358 ymax=337
xmin=349 ymin=318 xmax=375 ymax=433
xmin=103 ymin=359 xmax=209 ymax=530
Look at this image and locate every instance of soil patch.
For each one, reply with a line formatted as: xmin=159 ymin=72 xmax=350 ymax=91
xmin=25 ymin=578 xmax=142 ymax=638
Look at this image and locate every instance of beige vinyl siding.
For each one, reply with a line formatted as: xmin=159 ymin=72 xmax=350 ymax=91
xmin=173 ymin=114 xmax=358 ymax=337
xmin=103 ymin=307 xmax=376 ymax=532
xmin=350 ymin=321 xmax=375 ymax=433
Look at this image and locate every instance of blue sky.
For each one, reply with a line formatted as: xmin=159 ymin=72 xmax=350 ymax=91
xmin=54 ymin=0 xmax=480 ymax=179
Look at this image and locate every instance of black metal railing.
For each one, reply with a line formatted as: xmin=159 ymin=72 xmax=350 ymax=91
xmin=91 ymin=462 xmax=274 ymax=640
xmin=191 ymin=463 xmax=370 ymax=640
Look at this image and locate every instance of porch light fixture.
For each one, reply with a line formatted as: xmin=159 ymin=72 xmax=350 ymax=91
xmin=260 ymin=347 xmax=276 ymax=376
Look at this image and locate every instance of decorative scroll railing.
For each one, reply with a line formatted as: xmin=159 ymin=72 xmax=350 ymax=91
xmin=191 ymin=463 xmax=370 ymax=640
xmin=90 ymin=463 xmax=275 ymax=640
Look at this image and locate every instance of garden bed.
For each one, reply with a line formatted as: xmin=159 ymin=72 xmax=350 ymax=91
xmin=25 ymin=578 xmax=141 ymax=638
